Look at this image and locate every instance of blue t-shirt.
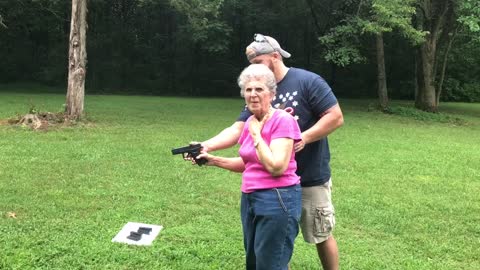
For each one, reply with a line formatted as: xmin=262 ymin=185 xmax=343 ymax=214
xmin=237 ymin=67 xmax=338 ymax=187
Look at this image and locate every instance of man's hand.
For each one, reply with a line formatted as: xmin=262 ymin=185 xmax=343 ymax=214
xmin=294 ymin=138 xmax=305 ymax=152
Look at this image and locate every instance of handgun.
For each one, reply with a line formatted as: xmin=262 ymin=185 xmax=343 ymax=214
xmin=171 ymin=143 xmax=207 ymax=166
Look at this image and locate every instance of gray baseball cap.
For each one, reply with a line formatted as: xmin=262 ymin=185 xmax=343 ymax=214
xmin=246 ymin=33 xmax=291 ymax=61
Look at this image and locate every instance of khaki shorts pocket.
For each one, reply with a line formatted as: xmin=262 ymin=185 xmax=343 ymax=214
xmin=314 ymin=207 xmax=335 ymax=237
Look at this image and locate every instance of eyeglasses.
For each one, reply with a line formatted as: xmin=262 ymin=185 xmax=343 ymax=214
xmin=253 ymin=33 xmax=275 ymax=52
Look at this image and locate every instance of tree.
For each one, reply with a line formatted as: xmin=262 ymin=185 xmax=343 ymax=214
xmin=414 ymin=0 xmax=480 ymax=112
xmin=414 ymin=0 xmax=454 ymax=112
xmin=65 ymin=0 xmax=88 ymax=120
xmin=375 ymin=32 xmax=388 ymax=110
xmin=363 ymin=0 xmax=424 ymax=110
xmin=320 ymin=0 xmax=424 ymax=111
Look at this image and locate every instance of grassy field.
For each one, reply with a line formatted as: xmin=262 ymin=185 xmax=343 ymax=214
xmin=0 ymin=90 xmax=479 ymax=269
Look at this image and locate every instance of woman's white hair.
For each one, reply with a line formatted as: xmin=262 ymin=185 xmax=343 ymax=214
xmin=237 ymin=64 xmax=277 ymax=97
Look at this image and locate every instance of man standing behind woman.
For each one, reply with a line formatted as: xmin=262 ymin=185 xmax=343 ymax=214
xmin=198 ymin=34 xmax=343 ymax=270
xmin=197 ymin=64 xmax=302 ymax=270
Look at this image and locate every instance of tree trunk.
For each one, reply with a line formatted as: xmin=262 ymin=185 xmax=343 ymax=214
xmin=414 ymin=0 xmax=452 ymax=112
xmin=415 ymin=40 xmax=437 ymax=112
xmin=376 ymin=33 xmax=389 ymax=111
xmin=66 ymin=0 xmax=87 ymax=120
xmin=436 ymin=26 xmax=458 ymax=106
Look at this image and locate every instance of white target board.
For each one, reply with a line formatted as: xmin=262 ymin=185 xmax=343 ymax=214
xmin=112 ymin=222 xmax=163 ymax=246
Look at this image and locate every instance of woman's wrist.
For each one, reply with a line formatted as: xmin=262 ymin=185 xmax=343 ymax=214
xmin=207 ymin=155 xmax=217 ymax=166
xmin=253 ymin=137 xmax=262 ymax=148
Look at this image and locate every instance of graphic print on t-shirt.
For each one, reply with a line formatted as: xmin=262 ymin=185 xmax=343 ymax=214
xmin=273 ymin=91 xmax=299 ymax=121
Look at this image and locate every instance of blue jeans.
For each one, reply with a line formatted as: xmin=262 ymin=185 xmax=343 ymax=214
xmin=240 ymin=184 xmax=302 ymax=270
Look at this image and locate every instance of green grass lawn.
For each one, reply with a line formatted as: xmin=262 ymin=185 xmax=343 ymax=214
xmin=0 ymin=90 xmax=479 ymax=269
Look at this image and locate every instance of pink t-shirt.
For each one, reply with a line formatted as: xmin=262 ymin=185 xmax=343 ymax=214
xmin=238 ymin=109 xmax=302 ymax=193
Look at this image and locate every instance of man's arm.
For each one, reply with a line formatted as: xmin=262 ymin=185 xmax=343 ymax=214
xmin=201 ymin=121 xmax=245 ymax=152
xmin=295 ymin=104 xmax=344 ymax=152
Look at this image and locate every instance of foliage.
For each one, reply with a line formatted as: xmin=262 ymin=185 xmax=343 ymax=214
xmin=458 ymin=0 xmax=480 ymax=38
xmin=0 ymin=0 xmax=479 ymax=101
xmin=365 ymin=0 xmax=425 ymax=44
xmin=0 ymin=0 xmax=69 ymax=85
xmin=169 ymin=0 xmax=232 ymax=53
xmin=460 ymin=83 xmax=480 ymax=102
xmin=1 ymin=93 xmax=479 ymax=269
xmin=387 ymin=103 xmax=467 ymax=124
xmin=319 ymin=0 xmax=425 ymax=67
xmin=443 ymin=78 xmax=480 ymax=102
xmin=319 ymin=22 xmax=366 ymax=67
xmin=442 ymin=29 xmax=480 ymax=102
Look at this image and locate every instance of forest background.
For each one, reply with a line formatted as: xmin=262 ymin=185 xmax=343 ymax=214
xmin=0 ymin=0 xmax=479 ymax=108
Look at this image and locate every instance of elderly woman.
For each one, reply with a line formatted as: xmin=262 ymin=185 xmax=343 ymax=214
xmin=198 ymin=64 xmax=302 ymax=270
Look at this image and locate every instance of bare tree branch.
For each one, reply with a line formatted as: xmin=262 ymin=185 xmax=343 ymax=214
xmin=36 ymin=2 xmax=66 ymax=22
xmin=432 ymin=0 xmax=451 ymax=43
xmin=306 ymin=0 xmax=322 ymax=35
xmin=356 ymin=0 xmax=364 ymax=17
xmin=0 ymin=15 xmax=7 ymax=29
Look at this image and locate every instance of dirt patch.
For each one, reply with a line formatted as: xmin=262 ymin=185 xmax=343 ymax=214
xmin=0 ymin=119 xmax=10 ymax=126
xmin=4 ymin=112 xmax=75 ymax=131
